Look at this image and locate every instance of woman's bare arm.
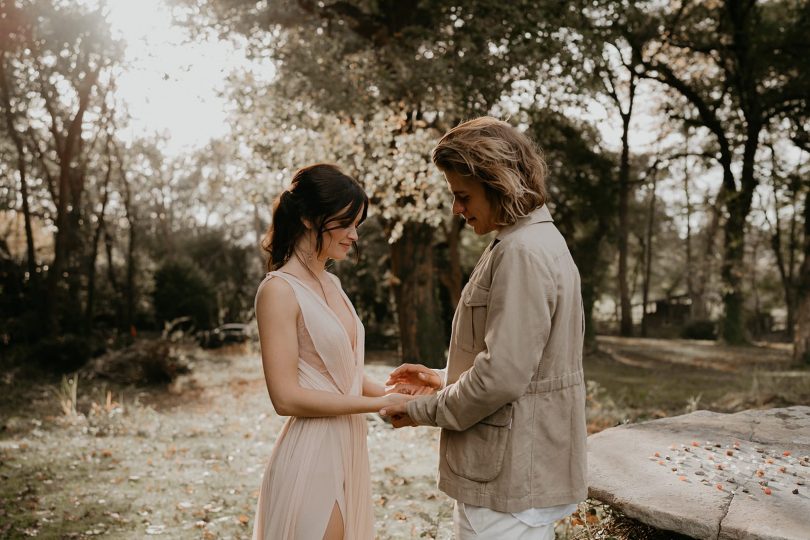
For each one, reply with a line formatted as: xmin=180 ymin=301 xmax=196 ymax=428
xmin=256 ymin=277 xmax=410 ymax=417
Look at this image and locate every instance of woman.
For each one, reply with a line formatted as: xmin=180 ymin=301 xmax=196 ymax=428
xmin=252 ymin=163 xmax=412 ymax=540
xmin=383 ymin=117 xmax=587 ymax=539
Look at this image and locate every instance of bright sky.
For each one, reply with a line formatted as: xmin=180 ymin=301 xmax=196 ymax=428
xmin=104 ymin=0 xmax=274 ymax=156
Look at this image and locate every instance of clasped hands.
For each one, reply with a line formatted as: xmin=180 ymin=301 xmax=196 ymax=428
xmin=380 ymin=363 xmax=443 ymax=428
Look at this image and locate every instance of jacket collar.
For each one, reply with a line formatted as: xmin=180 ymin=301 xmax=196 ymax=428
xmin=495 ymin=205 xmax=553 ymax=242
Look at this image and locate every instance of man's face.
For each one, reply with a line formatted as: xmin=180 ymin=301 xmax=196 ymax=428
xmin=444 ymin=169 xmax=498 ymax=235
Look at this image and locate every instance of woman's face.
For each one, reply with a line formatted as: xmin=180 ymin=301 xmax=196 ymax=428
xmin=444 ymin=169 xmax=498 ymax=235
xmin=318 ymin=207 xmax=362 ymax=261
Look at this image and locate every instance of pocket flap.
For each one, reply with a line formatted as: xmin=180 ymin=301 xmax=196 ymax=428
xmin=479 ymin=403 xmax=513 ymax=427
xmin=463 ymin=282 xmax=490 ymax=307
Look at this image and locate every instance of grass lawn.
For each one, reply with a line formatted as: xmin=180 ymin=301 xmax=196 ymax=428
xmin=585 ymin=335 xmax=810 ymax=429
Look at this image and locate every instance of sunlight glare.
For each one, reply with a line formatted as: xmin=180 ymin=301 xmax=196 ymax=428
xmin=103 ymin=0 xmax=275 ymax=156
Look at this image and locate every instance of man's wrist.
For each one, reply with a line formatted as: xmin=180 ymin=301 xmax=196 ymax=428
xmin=406 ymin=394 xmax=439 ymax=427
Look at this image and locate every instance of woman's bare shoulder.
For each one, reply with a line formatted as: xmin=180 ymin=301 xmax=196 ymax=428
xmin=256 ymin=275 xmax=299 ymax=316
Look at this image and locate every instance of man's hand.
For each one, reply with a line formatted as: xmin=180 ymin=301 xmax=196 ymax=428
xmin=385 ymin=363 xmax=443 ymax=394
xmin=380 ymin=400 xmax=417 ymax=428
xmin=385 ymin=383 xmax=436 ymax=396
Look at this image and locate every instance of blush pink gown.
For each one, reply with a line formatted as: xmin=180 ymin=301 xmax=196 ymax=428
xmin=252 ymin=271 xmax=374 ymax=540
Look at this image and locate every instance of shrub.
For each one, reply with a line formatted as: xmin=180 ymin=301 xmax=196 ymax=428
xmin=28 ymin=334 xmax=92 ymax=373
xmin=83 ymin=339 xmax=191 ymax=385
xmin=681 ymin=319 xmax=716 ymax=340
xmin=153 ymin=258 xmax=216 ymax=330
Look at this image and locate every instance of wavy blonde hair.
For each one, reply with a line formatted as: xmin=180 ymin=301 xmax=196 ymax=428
xmin=432 ymin=117 xmax=548 ymax=226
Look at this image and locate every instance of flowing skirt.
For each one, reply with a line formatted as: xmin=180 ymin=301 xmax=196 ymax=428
xmin=252 ymin=363 xmax=374 ymax=540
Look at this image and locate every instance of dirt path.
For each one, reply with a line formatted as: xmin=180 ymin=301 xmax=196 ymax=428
xmin=0 ymin=350 xmax=453 ymax=539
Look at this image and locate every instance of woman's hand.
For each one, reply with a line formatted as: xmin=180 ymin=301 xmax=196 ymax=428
xmin=377 ymin=391 xmax=416 ymax=410
xmin=378 ymin=392 xmax=418 ymax=428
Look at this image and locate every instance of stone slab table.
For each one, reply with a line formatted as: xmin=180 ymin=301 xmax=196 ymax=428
xmin=587 ymin=406 xmax=810 ymax=540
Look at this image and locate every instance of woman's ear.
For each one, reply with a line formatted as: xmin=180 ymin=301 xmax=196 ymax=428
xmin=301 ymin=217 xmax=312 ymax=230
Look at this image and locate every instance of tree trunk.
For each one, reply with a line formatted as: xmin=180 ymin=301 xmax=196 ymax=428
xmin=390 ymin=221 xmax=446 ymax=367
xmin=437 ymin=216 xmax=464 ymax=307
xmin=719 ymin=125 xmax=761 ymax=344
xmin=103 ymin=228 xmax=123 ymax=328
xmin=794 ymin=187 xmax=810 ymax=364
xmin=617 ymin=110 xmax=633 ymax=336
xmin=254 ymin=202 xmax=266 ymax=269
xmin=769 ymin=176 xmax=799 ymax=339
xmin=641 ymin=172 xmax=657 ymax=337
xmin=682 ymin=132 xmax=696 ymax=319
xmin=720 ymin=191 xmax=748 ymax=344
xmin=85 ymin=150 xmax=113 ymax=327
xmin=43 ymin=65 xmax=101 ymax=334
xmin=575 ymin=231 xmax=608 ymax=346
xmin=123 ymin=182 xmax=137 ymax=334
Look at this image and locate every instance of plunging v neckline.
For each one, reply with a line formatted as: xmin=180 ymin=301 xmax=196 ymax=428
xmin=276 ymin=271 xmax=359 ymax=353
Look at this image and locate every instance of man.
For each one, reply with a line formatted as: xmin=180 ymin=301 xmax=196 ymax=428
xmin=382 ymin=117 xmax=587 ymax=539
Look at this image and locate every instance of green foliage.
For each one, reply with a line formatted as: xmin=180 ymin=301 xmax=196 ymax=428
xmin=180 ymin=230 xmax=259 ymax=323
xmin=188 ymin=0 xmax=582 ymax=118
xmin=153 ymin=258 xmax=217 ymax=331
xmin=0 ymin=255 xmax=44 ymax=344
xmin=526 ymin=110 xmax=616 ymax=339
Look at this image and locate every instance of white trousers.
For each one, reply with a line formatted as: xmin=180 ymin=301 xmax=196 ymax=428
xmin=453 ymin=502 xmax=556 ymax=540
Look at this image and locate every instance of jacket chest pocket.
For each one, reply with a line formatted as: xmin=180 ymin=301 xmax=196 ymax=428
xmin=459 ymin=282 xmax=490 ymax=353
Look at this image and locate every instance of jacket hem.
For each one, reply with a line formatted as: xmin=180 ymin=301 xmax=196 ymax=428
xmin=438 ymin=478 xmax=587 ymax=513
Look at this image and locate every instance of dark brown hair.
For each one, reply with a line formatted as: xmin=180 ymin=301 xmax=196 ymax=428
xmin=261 ymin=164 xmax=368 ymax=271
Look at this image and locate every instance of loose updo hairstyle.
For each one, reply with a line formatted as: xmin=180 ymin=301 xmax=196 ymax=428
xmin=262 ymin=164 xmax=369 ymax=271
xmin=432 ymin=116 xmax=548 ymax=227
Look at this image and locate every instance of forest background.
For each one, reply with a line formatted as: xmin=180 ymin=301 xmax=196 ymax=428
xmin=2 ymin=0 xmax=809 ymax=368
xmin=2 ymin=0 xmax=810 ymax=538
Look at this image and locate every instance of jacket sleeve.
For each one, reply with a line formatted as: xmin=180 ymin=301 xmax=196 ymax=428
xmin=408 ymin=244 xmax=557 ymax=430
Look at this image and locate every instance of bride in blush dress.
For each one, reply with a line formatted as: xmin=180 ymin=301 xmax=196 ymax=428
xmin=251 ymin=164 xmax=415 ymax=540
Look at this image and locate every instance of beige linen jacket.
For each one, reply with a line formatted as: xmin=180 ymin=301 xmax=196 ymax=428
xmin=407 ymin=205 xmax=587 ymax=512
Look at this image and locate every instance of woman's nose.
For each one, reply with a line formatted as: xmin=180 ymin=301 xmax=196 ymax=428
xmin=452 ymin=199 xmax=464 ymax=215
